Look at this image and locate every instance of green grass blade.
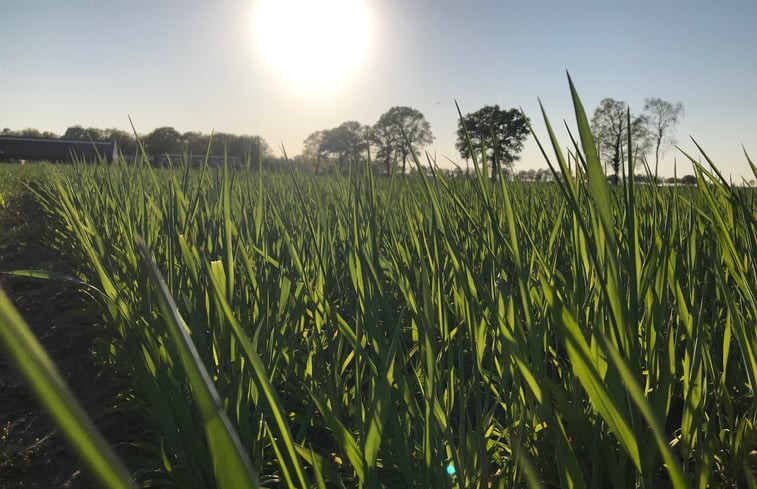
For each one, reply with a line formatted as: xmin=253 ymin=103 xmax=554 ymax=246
xmin=542 ymin=282 xmax=641 ymax=470
xmin=206 ymin=261 xmax=310 ymax=488
xmin=363 ymin=312 xmax=403 ymax=471
xmin=567 ymin=73 xmax=616 ymax=250
xmin=2 ymin=269 xmax=102 ymax=293
xmin=136 ymin=239 xmax=261 ymax=489
xmin=309 ymin=389 xmax=366 ymax=481
xmin=600 ymin=334 xmax=691 ymax=489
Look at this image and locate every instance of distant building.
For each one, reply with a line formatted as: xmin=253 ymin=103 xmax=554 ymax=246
xmin=0 ymin=136 xmax=117 ymax=163
xmin=157 ymin=153 xmax=242 ymax=167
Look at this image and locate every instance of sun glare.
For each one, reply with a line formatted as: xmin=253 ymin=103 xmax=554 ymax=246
xmin=253 ymin=0 xmax=373 ymax=95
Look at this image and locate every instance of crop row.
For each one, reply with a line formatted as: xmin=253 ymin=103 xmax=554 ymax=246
xmin=1 ymin=82 xmax=755 ymax=488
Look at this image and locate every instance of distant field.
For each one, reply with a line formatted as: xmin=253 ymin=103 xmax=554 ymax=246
xmin=0 ymin=162 xmax=48 ymax=208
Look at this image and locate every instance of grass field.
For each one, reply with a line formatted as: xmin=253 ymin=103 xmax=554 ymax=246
xmin=1 ymin=86 xmax=756 ymax=488
xmin=0 ymin=163 xmax=48 ymax=209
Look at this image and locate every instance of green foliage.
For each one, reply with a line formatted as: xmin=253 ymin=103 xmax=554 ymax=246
xmin=143 ymin=126 xmax=183 ymax=159
xmin=455 ymin=104 xmax=530 ymax=179
xmin=319 ymin=121 xmax=370 ymax=170
xmin=63 ymin=125 xmax=108 ymax=141
xmin=301 ymin=130 xmax=329 ymax=174
xmin=2 ymin=79 xmax=756 ymax=488
xmin=0 ymin=163 xmax=49 ymax=208
xmin=371 ymin=106 xmax=434 ymax=175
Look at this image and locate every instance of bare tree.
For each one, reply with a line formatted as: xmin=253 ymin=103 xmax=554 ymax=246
xmin=590 ymin=98 xmax=648 ymax=178
xmin=643 ymin=98 xmax=684 ymax=180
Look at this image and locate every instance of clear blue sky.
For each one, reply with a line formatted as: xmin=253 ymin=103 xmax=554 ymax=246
xmin=2 ymin=0 xmax=755 ymax=179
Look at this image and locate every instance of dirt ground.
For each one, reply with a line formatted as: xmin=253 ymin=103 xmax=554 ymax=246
xmin=0 ymin=194 xmax=134 ymax=488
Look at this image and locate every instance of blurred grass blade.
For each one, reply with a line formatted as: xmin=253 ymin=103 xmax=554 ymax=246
xmin=0 ymin=287 xmax=135 ymax=489
xmin=135 ymin=238 xmax=261 ymax=489
xmin=309 ymin=389 xmax=365 ymax=482
xmin=2 ymin=269 xmax=103 ymax=295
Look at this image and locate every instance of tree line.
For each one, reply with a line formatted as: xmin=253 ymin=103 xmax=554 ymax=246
xmin=299 ymin=104 xmax=530 ymax=178
xmin=299 ymin=98 xmax=684 ymax=181
xmin=1 ymin=126 xmax=271 ymax=167
xmin=590 ymin=97 xmax=684 ymax=180
xmin=2 ymin=96 xmax=684 ymax=180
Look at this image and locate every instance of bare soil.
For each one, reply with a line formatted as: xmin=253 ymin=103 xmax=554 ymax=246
xmin=0 ymin=194 xmax=138 ymax=488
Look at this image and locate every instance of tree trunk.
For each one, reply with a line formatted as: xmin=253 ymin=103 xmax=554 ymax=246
xmin=612 ymin=132 xmax=622 ymax=177
xmin=654 ymin=139 xmax=661 ymax=182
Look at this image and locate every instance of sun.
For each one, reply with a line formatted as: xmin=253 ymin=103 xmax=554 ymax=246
xmin=252 ymin=0 xmax=373 ymax=95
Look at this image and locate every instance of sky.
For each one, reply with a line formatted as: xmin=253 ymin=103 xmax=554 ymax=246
xmin=1 ymin=0 xmax=756 ymax=180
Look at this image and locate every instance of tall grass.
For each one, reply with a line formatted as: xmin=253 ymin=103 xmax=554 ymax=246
xmin=1 ymin=79 xmax=755 ymax=488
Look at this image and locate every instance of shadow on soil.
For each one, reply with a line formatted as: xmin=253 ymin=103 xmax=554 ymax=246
xmin=0 ymin=193 xmax=141 ymax=488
